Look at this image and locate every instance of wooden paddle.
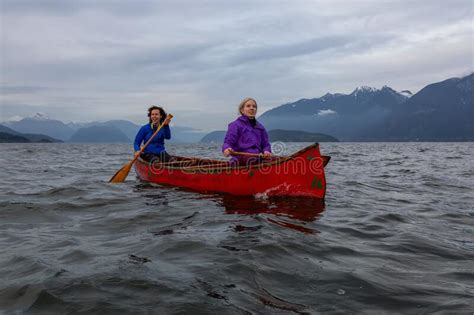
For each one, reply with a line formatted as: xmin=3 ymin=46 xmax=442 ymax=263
xmin=109 ymin=114 xmax=173 ymax=183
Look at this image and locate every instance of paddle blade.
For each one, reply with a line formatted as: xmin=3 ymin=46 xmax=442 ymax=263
xmin=109 ymin=160 xmax=134 ymax=183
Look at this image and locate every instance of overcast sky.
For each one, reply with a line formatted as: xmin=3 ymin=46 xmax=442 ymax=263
xmin=0 ymin=0 xmax=472 ymax=130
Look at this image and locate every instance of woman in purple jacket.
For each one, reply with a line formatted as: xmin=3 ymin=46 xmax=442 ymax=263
xmin=222 ymin=97 xmax=272 ymax=165
xmin=134 ymin=106 xmax=172 ymax=163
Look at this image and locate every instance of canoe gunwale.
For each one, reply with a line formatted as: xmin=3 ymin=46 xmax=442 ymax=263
xmin=137 ymin=143 xmax=327 ymax=171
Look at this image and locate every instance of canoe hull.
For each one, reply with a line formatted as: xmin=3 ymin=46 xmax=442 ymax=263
xmin=135 ymin=143 xmax=329 ymax=198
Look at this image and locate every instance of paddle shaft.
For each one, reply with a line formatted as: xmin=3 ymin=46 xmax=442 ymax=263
xmin=230 ymin=151 xmax=270 ymax=158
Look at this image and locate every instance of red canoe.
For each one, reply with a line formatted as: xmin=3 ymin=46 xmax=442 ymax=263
xmin=134 ymin=143 xmax=330 ymax=198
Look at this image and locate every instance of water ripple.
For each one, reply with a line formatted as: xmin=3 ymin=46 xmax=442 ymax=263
xmin=0 ymin=142 xmax=473 ymax=313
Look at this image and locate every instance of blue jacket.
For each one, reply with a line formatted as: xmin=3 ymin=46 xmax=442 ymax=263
xmin=134 ymin=123 xmax=171 ymax=154
xmin=222 ymin=115 xmax=271 ymax=154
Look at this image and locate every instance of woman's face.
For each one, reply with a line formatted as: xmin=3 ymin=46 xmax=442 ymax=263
xmin=241 ymin=100 xmax=257 ymax=118
xmin=150 ymin=109 xmax=161 ymax=124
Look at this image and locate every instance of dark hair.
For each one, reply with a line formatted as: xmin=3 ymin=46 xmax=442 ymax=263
xmin=147 ymin=106 xmax=167 ymax=124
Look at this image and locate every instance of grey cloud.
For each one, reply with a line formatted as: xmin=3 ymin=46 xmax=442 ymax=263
xmin=128 ymin=43 xmax=216 ymax=69
xmin=0 ymin=0 xmax=157 ymax=16
xmin=1 ymin=0 xmax=472 ymax=130
xmin=0 ymin=85 xmax=52 ymax=95
xmin=227 ymin=36 xmax=350 ymax=66
xmin=1 ymin=41 xmax=216 ymax=89
xmin=0 ymin=0 xmax=289 ymax=19
xmin=227 ymin=34 xmax=395 ymax=66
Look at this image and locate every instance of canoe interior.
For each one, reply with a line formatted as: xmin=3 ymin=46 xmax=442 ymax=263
xmin=143 ymin=144 xmax=330 ymax=170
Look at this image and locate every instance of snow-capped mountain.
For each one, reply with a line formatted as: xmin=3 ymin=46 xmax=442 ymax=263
xmin=399 ymin=90 xmax=413 ymax=98
xmin=259 ymin=74 xmax=473 ymax=141
xmin=350 ymin=86 xmax=379 ymax=98
xmin=3 ymin=114 xmax=75 ymax=141
xmin=259 ymin=84 xmax=408 ymax=140
xmin=2 ymin=112 xmax=52 ymax=123
xmin=29 ymin=112 xmax=51 ymax=121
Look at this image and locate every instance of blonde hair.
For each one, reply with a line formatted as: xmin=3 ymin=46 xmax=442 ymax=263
xmin=238 ymin=97 xmax=258 ymax=115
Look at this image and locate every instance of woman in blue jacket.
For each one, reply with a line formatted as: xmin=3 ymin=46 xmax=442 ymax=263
xmin=134 ymin=106 xmax=172 ymax=163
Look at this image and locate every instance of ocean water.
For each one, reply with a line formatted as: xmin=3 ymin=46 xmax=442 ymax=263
xmin=0 ymin=142 xmax=473 ymax=314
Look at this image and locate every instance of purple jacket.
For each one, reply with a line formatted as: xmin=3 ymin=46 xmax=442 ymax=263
xmin=222 ymin=115 xmax=271 ymax=154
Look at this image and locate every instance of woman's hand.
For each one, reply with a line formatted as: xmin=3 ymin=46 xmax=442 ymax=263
xmin=134 ymin=151 xmax=141 ymax=158
xmin=223 ymin=148 xmax=234 ymax=157
xmin=163 ymin=114 xmax=173 ymax=125
xmin=263 ymin=151 xmax=272 ymax=158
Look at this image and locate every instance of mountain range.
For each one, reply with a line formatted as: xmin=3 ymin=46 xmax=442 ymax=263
xmin=68 ymin=126 xmax=130 ymax=143
xmin=2 ymin=115 xmax=206 ymax=143
xmin=0 ymin=124 xmax=62 ymax=143
xmin=258 ymin=73 xmax=473 ymax=141
xmin=365 ymin=74 xmax=474 ymax=141
xmin=201 ymin=129 xmax=338 ymax=143
xmin=1 ymin=73 xmax=472 ymax=143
